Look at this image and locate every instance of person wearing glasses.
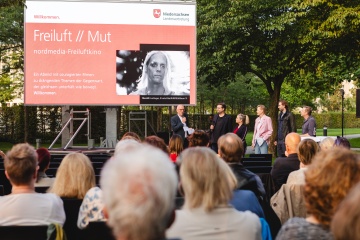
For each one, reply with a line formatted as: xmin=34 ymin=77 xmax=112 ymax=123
xmin=171 ymin=105 xmax=193 ymax=147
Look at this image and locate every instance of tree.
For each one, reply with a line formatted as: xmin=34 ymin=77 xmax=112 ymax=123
xmin=0 ymin=3 xmax=24 ymax=103
xmin=197 ymin=0 xmax=360 ymax=139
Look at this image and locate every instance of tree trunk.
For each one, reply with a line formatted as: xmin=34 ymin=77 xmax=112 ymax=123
xmin=267 ymin=79 xmax=283 ymax=155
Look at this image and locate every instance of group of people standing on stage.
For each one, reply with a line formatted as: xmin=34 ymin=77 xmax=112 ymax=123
xmin=171 ymin=100 xmax=317 ymax=156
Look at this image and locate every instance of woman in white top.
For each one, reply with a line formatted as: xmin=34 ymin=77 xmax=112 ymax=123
xmin=166 ymin=147 xmax=261 ymax=240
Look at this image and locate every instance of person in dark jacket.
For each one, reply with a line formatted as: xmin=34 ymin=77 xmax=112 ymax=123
xmin=233 ymin=113 xmax=249 ymax=157
xmin=271 ymin=132 xmax=301 ymax=191
xmin=209 ymin=103 xmax=233 ymax=153
xmin=218 ymin=133 xmax=266 ymax=202
xmin=274 ymin=100 xmax=296 ymax=157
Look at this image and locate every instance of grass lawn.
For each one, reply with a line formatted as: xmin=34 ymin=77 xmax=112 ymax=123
xmin=245 ymin=128 xmax=360 ymax=148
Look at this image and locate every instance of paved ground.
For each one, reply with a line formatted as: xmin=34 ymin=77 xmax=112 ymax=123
xmin=245 ymin=134 xmax=360 ymax=154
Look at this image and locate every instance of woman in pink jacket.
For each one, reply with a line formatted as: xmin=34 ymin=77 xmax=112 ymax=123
xmin=252 ymin=105 xmax=273 ymax=154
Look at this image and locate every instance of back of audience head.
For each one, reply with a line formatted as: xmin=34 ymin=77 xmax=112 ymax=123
xmin=50 ymin=152 xmax=95 ymax=199
xmin=217 ymin=133 xmax=244 ymax=163
xmin=331 ymin=182 xmax=360 ymax=240
xmin=319 ymin=137 xmax=335 ymax=151
xmin=101 ymin=144 xmax=177 ymax=240
xmin=36 ymin=147 xmax=51 ymax=182
xmin=144 ymin=135 xmax=169 ymax=155
xmin=297 ymin=139 xmax=319 ymax=166
xmin=169 ymin=134 xmax=183 ymax=155
xmin=334 ymin=136 xmax=351 ymax=149
xmin=285 ymin=132 xmax=301 ymax=154
xmin=121 ymin=132 xmax=141 ymax=142
xmin=5 ymin=143 xmax=37 ymax=186
xmin=178 ymin=147 xmax=233 ymax=212
xmin=187 ymin=130 xmax=209 ymax=147
xmin=304 ymin=148 xmax=360 ymax=228
xmin=114 ymin=139 xmax=141 ymax=157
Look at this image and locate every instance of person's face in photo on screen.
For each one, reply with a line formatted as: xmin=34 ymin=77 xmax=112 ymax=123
xmin=147 ymin=52 xmax=167 ymax=85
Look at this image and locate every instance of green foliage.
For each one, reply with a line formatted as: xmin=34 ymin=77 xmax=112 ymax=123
xmin=197 ymin=0 xmax=360 ymax=137
xmin=294 ymin=112 xmax=360 ymax=129
xmin=0 ymin=3 xmax=24 ymax=102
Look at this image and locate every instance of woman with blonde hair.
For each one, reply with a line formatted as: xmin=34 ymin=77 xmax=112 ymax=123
xmin=49 ymin=152 xmax=96 ymax=239
xmin=319 ymin=137 xmax=335 ymax=151
xmin=49 ymin=152 xmax=95 ymax=199
xmin=166 ymin=147 xmax=261 ymax=240
xmin=276 ymin=148 xmax=360 ymax=239
xmin=252 ymin=105 xmax=273 ymax=154
xmin=233 ymin=113 xmax=249 ymax=156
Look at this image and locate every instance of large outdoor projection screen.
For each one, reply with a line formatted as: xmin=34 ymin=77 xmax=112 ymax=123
xmin=24 ymin=0 xmax=196 ymax=105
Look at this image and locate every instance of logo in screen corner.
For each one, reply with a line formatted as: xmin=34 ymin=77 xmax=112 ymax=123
xmin=153 ymin=9 xmax=161 ymax=18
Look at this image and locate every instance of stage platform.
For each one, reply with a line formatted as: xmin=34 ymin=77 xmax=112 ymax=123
xmin=48 ymin=147 xmax=114 ymax=155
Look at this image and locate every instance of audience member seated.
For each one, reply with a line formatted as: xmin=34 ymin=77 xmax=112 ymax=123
xmin=49 ymin=152 xmax=96 ymax=199
xmin=319 ymin=137 xmax=335 ymax=151
xmin=331 ymin=182 xmax=360 ymax=240
xmin=187 ymin=130 xmax=210 ymax=147
xmin=218 ymin=133 xmax=266 ymax=202
xmin=49 ymin=152 xmax=96 ymax=239
xmin=271 ymin=139 xmax=319 ymax=223
xmin=101 ymin=144 xmax=178 ymax=240
xmin=77 ymin=186 xmax=105 ymax=229
xmin=167 ymin=147 xmax=261 ymax=240
xmin=271 ymin=132 xmax=301 ymax=191
xmin=120 ymin=132 xmax=141 ymax=142
xmin=169 ymin=134 xmax=183 ymax=163
xmin=35 ymin=148 xmax=54 ymax=187
xmin=219 ymin=157 xmax=264 ymax=218
xmin=143 ymin=135 xmax=169 ymax=155
xmin=333 ymin=136 xmax=351 ymax=149
xmin=276 ymin=148 xmax=360 ymax=240
xmin=286 ymin=139 xmax=319 ymax=185
xmin=78 ymin=140 xmax=141 ymax=230
xmin=0 ymin=143 xmax=65 ymax=226
xmin=114 ymin=139 xmax=141 ymax=157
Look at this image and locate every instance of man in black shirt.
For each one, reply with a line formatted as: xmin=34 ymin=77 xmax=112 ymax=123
xmin=209 ymin=102 xmax=233 ymax=153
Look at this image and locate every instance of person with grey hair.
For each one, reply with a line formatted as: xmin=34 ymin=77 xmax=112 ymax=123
xmin=78 ymin=139 xmax=142 ymax=229
xmin=218 ymin=133 xmax=266 ymax=202
xmin=300 ymin=106 xmax=316 ymax=137
xmin=101 ymin=144 xmax=178 ymax=240
xmin=129 ymin=51 xmax=175 ymax=95
xmin=319 ymin=137 xmax=335 ymax=151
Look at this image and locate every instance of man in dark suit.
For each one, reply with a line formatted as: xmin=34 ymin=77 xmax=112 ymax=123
xmin=271 ymin=132 xmax=301 ymax=191
xmin=171 ymin=105 xmax=190 ymax=146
